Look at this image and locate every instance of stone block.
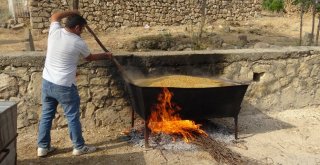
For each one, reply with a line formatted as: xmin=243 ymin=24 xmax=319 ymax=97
xmin=0 ymin=74 xmax=18 ymax=100
xmin=39 ymin=11 xmax=51 ymax=17
xmin=91 ymin=86 xmax=110 ymax=107
xmin=85 ymin=102 xmax=96 ymax=118
xmin=90 ymin=77 xmax=110 ymax=85
xmin=77 ymin=75 xmax=89 ymax=86
xmin=27 ymin=72 xmax=42 ymax=104
xmin=31 ymin=17 xmax=42 ymax=23
xmin=78 ymin=87 xmax=90 ymax=103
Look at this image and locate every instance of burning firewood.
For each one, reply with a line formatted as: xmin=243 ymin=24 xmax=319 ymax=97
xmin=148 ymin=87 xmax=208 ymax=143
xmin=194 ymin=136 xmax=258 ymax=165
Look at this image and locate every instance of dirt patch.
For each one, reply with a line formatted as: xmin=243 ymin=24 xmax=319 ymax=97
xmin=17 ymin=122 xmax=218 ymax=165
xmin=0 ymin=13 xmax=317 ymax=53
xmin=2 ymin=12 xmax=320 ymax=164
xmin=17 ymin=107 xmax=320 ymax=164
xmin=0 ymin=0 xmax=10 ymax=22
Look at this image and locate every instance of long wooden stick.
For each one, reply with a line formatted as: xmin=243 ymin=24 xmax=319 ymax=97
xmin=72 ymin=0 xmax=131 ymax=82
xmin=85 ymin=25 xmax=130 ymax=81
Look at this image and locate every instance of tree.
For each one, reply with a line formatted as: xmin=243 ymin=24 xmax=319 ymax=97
xmin=293 ymin=0 xmax=312 ymax=45
xmin=316 ymin=13 xmax=320 ymax=45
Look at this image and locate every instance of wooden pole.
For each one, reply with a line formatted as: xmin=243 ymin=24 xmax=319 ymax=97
xmin=72 ymin=0 xmax=131 ymax=82
xmin=73 ymin=0 xmax=79 ymax=10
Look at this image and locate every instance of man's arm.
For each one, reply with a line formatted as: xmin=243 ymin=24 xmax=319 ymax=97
xmin=85 ymin=52 xmax=112 ymax=61
xmin=51 ymin=10 xmax=79 ymax=22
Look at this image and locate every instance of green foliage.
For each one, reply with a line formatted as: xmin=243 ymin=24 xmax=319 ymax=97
xmin=0 ymin=9 xmax=11 ymax=22
xmin=317 ymin=4 xmax=320 ymax=12
xmin=291 ymin=0 xmax=320 ymax=12
xmin=262 ymin=0 xmax=284 ymax=12
xmin=130 ymin=32 xmax=217 ymax=51
xmin=292 ymin=0 xmax=312 ymax=5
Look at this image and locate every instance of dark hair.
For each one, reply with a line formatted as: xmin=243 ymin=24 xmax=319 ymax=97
xmin=65 ymin=14 xmax=87 ymax=28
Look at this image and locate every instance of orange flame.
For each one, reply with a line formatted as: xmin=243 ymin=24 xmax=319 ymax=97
xmin=147 ymin=87 xmax=207 ymax=142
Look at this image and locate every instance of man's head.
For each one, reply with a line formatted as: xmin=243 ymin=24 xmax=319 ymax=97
xmin=65 ymin=14 xmax=87 ymax=35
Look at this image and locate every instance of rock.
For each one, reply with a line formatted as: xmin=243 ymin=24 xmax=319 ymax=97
xmin=144 ymin=24 xmax=150 ymax=29
xmin=42 ymin=29 xmax=49 ymax=34
xmin=254 ymin=42 xmax=270 ymax=48
xmin=76 ymin=75 xmax=89 ymax=86
xmin=0 ymin=23 xmax=7 ymax=28
xmin=17 ymin=18 xmax=24 ymax=24
xmin=11 ymin=23 xmax=25 ymax=30
xmin=254 ymin=11 xmax=261 ymax=18
xmin=210 ymin=36 xmax=224 ymax=48
xmin=27 ymin=110 xmax=39 ymax=121
xmin=27 ymin=72 xmax=42 ymax=104
xmin=78 ymin=87 xmax=91 ymax=103
xmin=238 ymin=35 xmax=248 ymax=45
xmin=0 ymin=74 xmax=18 ymax=100
xmin=7 ymin=19 xmax=15 ymax=25
xmin=183 ymin=48 xmax=192 ymax=51
xmin=17 ymin=113 xmax=29 ymax=129
xmin=95 ymin=106 xmax=131 ymax=127
xmin=90 ymin=77 xmax=109 ymax=85
xmin=223 ymin=26 xmax=231 ymax=33
xmin=90 ymin=86 xmax=110 ymax=107
xmin=303 ymin=32 xmax=313 ymax=46
xmin=222 ymin=43 xmax=233 ymax=49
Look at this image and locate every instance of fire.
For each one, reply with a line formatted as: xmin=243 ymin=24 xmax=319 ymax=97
xmin=147 ymin=87 xmax=207 ymax=142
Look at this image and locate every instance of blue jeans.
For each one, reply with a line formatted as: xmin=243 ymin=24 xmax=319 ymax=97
xmin=38 ymin=79 xmax=84 ymax=149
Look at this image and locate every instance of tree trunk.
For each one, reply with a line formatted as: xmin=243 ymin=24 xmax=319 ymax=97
xmin=316 ymin=14 xmax=320 ymax=45
xmin=311 ymin=0 xmax=316 ymax=45
xmin=198 ymin=0 xmax=207 ymax=39
xmin=299 ymin=3 xmax=304 ymax=46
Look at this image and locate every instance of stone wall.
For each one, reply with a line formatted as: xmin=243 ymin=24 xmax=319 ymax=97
xmin=0 ymin=52 xmax=130 ymax=129
xmin=29 ymin=0 xmax=262 ymax=32
xmin=1 ymin=47 xmax=319 ymax=129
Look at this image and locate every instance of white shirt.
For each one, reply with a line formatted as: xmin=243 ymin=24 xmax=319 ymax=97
xmin=42 ymin=22 xmax=90 ymax=87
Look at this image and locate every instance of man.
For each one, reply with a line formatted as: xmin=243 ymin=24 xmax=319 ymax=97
xmin=37 ymin=10 xmax=112 ymax=157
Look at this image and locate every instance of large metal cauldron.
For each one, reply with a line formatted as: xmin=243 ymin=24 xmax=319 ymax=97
xmin=126 ymin=77 xmax=249 ymax=146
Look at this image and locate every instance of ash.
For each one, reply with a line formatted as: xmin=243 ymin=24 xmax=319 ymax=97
xmin=128 ymin=128 xmax=199 ymax=151
xmin=128 ymin=120 xmax=234 ymax=150
xmin=202 ymin=121 xmax=235 ymax=144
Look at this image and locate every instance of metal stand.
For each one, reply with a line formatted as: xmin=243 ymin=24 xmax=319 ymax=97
xmin=131 ymin=109 xmax=150 ymax=148
xmin=234 ymin=116 xmax=238 ymax=139
xmin=144 ymin=121 xmax=150 ymax=148
xmin=131 ymin=108 xmax=135 ymax=128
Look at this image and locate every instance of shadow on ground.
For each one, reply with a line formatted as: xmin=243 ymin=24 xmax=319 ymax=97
xmin=18 ymin=151 xmax=146 ymax=165
xmin=0 ymin=40 xmax=25 ymax=45
xmin=17 ymin=135 xmax=146 ymax=165
xmin=204 ymin=103 xmax=295 ymax=139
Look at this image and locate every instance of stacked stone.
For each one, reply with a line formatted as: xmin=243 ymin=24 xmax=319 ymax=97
xmin=0 ymin=53 xmax=128 ymax=129
xmin=29 ymin=0 xmax=262 ymax=32
xmin=1 ymin=48 xmax=320 ymax=129
xmin=30 ymin=0 xmax=71 ymax=33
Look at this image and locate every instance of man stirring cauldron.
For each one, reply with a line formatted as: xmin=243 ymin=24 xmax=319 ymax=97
xmin=37 ymin=10 xmax=112 ymax=157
